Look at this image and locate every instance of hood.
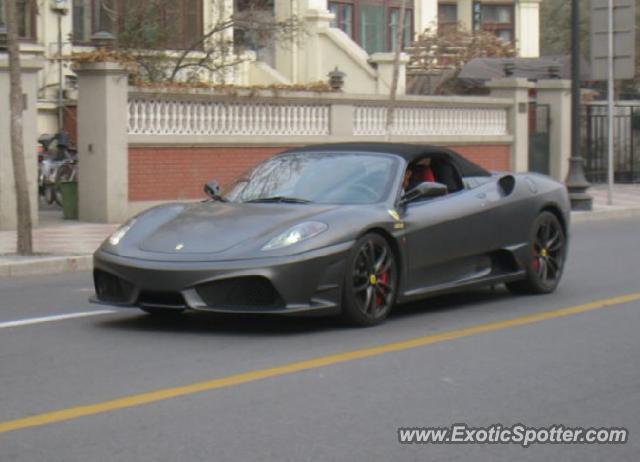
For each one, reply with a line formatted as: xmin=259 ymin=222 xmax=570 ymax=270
xmin=137 ymin=202 xmax=338 ymax=255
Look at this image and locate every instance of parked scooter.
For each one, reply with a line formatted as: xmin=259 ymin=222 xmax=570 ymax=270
xmin=37 ymin=132 xmax=78 ymax=206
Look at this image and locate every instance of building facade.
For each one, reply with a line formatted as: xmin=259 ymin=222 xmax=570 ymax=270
xmin=0 ymin=0 xmax=540 ymax=134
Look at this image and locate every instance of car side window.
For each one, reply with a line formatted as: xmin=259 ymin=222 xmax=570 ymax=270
xmin=430 ymin=158 xmax=464 ymax=193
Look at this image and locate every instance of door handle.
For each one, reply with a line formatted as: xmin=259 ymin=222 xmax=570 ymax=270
xmin=476 ymin=192 xmax=487 ymax=199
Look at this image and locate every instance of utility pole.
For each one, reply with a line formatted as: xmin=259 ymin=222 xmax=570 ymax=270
xmin=565 ymin=0 xmax=593 ymax=211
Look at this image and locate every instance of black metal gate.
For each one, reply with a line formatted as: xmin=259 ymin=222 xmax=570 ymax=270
xmin=529 ymin=103 xmax=551 ymax=175
xmin=583 ymin=104 xmax=640 ymax=183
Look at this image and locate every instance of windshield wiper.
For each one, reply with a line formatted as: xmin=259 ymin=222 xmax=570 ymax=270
xmin=245 ymin=196 xmax=313 ymax=204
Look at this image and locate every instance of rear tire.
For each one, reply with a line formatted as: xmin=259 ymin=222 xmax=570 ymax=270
xmin=340 ymin=233 xmax=398 ymax=326
xmin=507 ymin=211 xmax=567 ymax=294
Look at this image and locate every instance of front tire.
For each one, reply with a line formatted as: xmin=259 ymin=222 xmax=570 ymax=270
xmin=507 ymin=211 xmax=567 ymax=294
xmin=341 ymin=233 xmax=398 ymax=326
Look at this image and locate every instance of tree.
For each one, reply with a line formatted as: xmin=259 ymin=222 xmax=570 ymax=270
xmin=407 ymin=25 xmax=517 ymax=94
xmin=385 ymin=0 xmax=409 ymax=139
xmin=5 ymin=0 xmax=33 ymax=255
xmin=89 ymin=0 xmax=301 ymax=84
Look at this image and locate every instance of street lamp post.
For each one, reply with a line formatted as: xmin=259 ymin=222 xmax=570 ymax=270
xmin=51 ymin=0 xmax=69 ymax=132
xmin=565 ymin=0 xmax=593 ymax=210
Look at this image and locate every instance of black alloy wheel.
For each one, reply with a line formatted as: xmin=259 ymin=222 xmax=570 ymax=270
xmin=507 ymin=211 xmax=567 ymax=294
xmin=341 ymin=233 xmax=398 ymax=326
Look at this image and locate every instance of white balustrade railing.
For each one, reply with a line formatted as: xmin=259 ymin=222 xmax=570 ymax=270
xmin=353 ymin=105 xmax=508 ymax=137
xmin=128 ymin=93 xmax=510 ymax=138
xmin=128 ymin=97 xmax=331 ymax=136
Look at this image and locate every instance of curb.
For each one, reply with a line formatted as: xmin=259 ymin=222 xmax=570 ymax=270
xmin=0 ymin=255 xmax=93 ymax=278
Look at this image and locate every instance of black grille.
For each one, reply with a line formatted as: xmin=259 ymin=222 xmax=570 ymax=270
xmin=196 ymin=277 xmax=284 ymax=308
xmin=94 ymin=270 xmax=135 ymax=303
xmin=137 ymin=291 xmax=186 ymax=308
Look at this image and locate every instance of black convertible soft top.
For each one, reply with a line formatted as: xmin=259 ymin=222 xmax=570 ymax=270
xmin=282 ymin=143 xmax=492 ymax=178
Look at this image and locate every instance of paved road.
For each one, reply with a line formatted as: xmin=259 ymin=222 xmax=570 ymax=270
xmin=1 ymin=217 xmax=639 ymax=461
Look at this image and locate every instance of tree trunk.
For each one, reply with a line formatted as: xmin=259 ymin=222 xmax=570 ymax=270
xmin=385 ymin=0 xmax=407 ymax=141
xmin=6 ymin=0 xmax=34 ymax=255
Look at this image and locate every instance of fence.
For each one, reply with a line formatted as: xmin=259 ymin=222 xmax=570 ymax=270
xmin=126 ymin=90 xmax=511 ymax=139
xmin=583 ymin=102 xmax=640 ymax=183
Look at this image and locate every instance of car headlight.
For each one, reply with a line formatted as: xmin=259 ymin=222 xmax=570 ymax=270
xmin=108 ymin=218 xmax=136 ymax=246
xmin=262 ymin=221 xmax=328 ymax=251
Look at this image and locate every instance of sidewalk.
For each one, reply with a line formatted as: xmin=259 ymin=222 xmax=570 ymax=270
xmin=572 ymin=184 xmax=640 ymax=223
xmin=0 ymin=209 xmax=117 ymax=277
xmin=1 ymin=184 xmax=639 ymax=277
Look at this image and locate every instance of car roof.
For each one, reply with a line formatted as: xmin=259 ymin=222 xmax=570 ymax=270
xmin=280 ymin=142 xmax=492 ymax=178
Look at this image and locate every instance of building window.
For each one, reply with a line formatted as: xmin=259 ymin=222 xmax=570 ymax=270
xmin=478 ymin=4 xmax=514 ymax=43
xmin=0 ymin=0 xmax=36 ymax=40
xmin=72 ymin=0 xmax=203 ymax=50
xmin=389 ymin=7 xmax=412 ymax=51
xmin=329 ymin=2 xmax=354 ymax=39
xmin=327 ymin=0 xmax=413 ymax=54
xmin=438 ymin=2 xmax=457 ymax=34
xmin=359 ymin=3 xmax=385 ymax=54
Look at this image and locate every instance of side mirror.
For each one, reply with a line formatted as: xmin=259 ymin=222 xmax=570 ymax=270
xmin=400 ymin=181 xmax=448 ymax=205
xmin=203 ymin=180 xmax=221 ymax=200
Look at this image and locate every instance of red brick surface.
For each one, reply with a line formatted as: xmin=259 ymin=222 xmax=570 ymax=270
xmin=129 ymin=146 xmax=289 ymax=201
xmin=129 ymin=144 xmax=511 ymax=201
xmin=448 ymin=145 xmax=511 ymax=172
xmin=63 ymin=106 xmax=78 ymax=148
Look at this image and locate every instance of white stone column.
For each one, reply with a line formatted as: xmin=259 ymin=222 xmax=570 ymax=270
xmin=414 ymin=0 xmax=438 ymax=35
xmin=537 ymin=80 xmax=572 ymax=181
xmin=487 ymin=78 xmax=533 ymax=173
xmin=0 ymin=58 xmax=42 ymax=230
xmin=515 ymin=0 xmax=541 ymax=58
xmin=457 ymin=0 xmax=474 ymax=31
xmin=74 ymin=62 xmax=129 ymax=223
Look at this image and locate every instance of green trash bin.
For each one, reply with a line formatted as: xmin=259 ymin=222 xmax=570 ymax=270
xmin=60 ymin=181 xmax=78 ymax=220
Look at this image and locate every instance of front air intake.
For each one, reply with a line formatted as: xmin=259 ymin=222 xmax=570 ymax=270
xmin=94 ymin=270 xmax=135 ymax=303
xmin=196 ymin=277 xmax=284 ymax=309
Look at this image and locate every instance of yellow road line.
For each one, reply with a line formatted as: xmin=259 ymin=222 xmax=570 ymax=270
xmin=2 ymin=291 xmax=640 ymax=435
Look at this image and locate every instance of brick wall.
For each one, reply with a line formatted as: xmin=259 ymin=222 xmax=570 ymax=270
xmin=63 ymin=105 xmax=78 ymax=147
xmin=129 ymin=144 xmax=511 ymax=202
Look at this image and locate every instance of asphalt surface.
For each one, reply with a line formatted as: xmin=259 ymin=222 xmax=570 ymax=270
xmin=1 ymin=217 xmax=639 ymax=461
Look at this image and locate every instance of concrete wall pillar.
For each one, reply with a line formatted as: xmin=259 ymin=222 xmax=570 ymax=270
xmin=536 ymin=80 xmax=572 ymax=182
xmin=0 ymin=57 xmax=42 ymax=230
xmin=487 ymin=78 xmax=533 ymax=172
xmin=330 ymin=104 xmax=354 ymax=136
xmin=75 ymin=62 xmax=129 ymax=223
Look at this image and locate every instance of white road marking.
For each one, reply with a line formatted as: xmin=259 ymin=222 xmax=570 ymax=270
xmin=0 ymin=310 xmax=117 ymax=329
xmin=73 ymin=288 xmax=95 ymax=293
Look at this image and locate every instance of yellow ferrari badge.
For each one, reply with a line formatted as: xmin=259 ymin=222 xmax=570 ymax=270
xmin=387 ymin=209 xmax=400 ymax=221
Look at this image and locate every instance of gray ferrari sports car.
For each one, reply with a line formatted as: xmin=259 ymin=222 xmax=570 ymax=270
xmin=92 ymin=143 xmax=570 ymax=326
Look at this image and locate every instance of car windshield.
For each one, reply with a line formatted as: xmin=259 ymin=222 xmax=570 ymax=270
xmin=223 ymin=152 xmax=400 ymax=205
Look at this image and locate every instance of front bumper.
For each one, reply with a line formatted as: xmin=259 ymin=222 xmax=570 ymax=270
xmin=91 ymin=241 xmax=353 ymax=315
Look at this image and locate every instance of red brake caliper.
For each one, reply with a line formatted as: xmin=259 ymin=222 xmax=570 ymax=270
xmin=532 ymin=247 xmax=540 ymax=271
xmin=376 ymin=271 xmax=389 ymax=306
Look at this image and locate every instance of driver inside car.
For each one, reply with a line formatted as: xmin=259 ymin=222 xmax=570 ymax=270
xmin=403 ymin=159 xmax=437 ymax=192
